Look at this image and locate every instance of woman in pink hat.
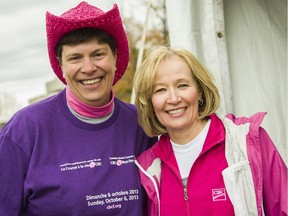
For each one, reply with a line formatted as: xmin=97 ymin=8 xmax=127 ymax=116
xmin=0 ymin=2 xmax=155 ymax=215
xmin=133 ymin=46 xmax=287 ymax=216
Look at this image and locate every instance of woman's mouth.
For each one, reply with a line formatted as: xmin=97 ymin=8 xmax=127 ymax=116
xmin=167 ymin=108 xmax=186 ymax=115
xmin=81 ymin=77 xmax=102 ymax=85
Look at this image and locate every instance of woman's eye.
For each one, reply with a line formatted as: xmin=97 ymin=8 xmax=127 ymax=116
xmin=93 ymin=52 xmax=105 ymax=59
xmin=154 ymin=88 xmax=165 ymax=94
xmin=178 ymin=83 xmax=189 ymax=88
xmin=68 ymin=56 xmax=81 ymax=62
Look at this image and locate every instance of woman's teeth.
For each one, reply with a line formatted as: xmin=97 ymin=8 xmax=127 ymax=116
xmin=168 ymin=108 xmax=185 ymax=115
xmin=82 ymin=78 xmax=101 ymax=85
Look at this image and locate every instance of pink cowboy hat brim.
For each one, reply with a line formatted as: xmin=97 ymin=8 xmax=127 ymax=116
xmin=46 ymin=2 xmax=129 ymax=85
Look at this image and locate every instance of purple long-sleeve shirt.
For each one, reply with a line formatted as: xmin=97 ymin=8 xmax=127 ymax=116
xmin=0 ymin=89 xmax=154 ymax=216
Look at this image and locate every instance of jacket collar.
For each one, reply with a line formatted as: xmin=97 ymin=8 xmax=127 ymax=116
xmin=152 ymin=114 xmax=225 ymax=159
xmin=200 ymin=114 xmax=225 ymax=155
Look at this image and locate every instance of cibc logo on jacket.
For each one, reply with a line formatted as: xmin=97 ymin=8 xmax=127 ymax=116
xmin=212 ymin=188 xmax=226 ymax=201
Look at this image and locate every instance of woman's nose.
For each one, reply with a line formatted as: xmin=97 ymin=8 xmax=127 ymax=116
xmin=81 ymin=59 xmax=96 ymax=73
xmin=167 ymin=91 xmax=181 ymax=104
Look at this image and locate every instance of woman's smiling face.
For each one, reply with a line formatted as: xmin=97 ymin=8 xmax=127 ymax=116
xmin=151 ymin=56 xmax=202 ymax=135
xmin=60 ymin=39 xmax=116 ymax=107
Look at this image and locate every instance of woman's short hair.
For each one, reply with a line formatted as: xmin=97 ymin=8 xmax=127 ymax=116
xmin=56 ymin=27 xmax=116 ymax=61
xmin=133 ymin=46 xmax=220 ymax=137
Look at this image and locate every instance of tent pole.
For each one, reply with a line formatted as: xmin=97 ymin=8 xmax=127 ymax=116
xmin=130 ymin=0 xmax=151 ymax=104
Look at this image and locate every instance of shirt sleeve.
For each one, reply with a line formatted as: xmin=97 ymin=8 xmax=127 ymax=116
xmin=0 ymin=134 xmax=29 ymax=215
xmin=260 ymin=128 xmax=287 ymax=216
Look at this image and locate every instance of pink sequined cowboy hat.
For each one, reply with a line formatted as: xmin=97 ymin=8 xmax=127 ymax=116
xmin=46 ymin=1 xmax=129 ymax=85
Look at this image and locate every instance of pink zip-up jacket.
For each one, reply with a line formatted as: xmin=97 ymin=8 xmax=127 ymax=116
xmin=135 ymin=113 xmax=287 ymax=216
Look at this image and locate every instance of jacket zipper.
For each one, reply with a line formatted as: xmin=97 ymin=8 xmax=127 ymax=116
xmin=184 ymin=187 xmax=189 ymax=201
xmin=183 ymin=186 xmax=191 ymax=215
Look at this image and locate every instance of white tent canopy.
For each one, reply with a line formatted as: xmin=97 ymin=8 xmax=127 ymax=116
xmin=165 ymin=0 xmax=287 ymax=164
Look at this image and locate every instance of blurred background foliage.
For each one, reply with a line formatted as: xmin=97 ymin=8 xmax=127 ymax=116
xmin=113 ymin=0 xmax=169 ymax=102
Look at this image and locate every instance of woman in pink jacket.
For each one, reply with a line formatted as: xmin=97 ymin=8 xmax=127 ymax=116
xmin=133 ymin=46 xmax=287 ymax=216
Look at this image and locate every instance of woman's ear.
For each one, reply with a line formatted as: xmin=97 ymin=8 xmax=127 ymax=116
xmin=57 ymin=57 xmax=62 ymax=67
xmin=57 ymin=57 xmax=66 ymax=79
xmin=197 ymin=90 xmax=202 ymax=101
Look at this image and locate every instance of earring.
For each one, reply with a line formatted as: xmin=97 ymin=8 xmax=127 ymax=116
xmin=198 ymin=99 xmax=204 ymax=105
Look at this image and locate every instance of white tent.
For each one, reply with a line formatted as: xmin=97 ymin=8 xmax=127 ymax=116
xmin=165 ymin=0 xmax=287 ymax=164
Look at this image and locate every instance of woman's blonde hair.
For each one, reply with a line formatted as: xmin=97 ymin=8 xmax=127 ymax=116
xmin=133 ymin=46 xmax=220 ymax=137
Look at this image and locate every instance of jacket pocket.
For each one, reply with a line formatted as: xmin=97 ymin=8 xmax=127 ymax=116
xmin=222 ymin=160 xmax=258 ymax=216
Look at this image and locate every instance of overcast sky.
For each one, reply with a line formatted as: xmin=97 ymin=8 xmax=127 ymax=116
xmin=0 ymin=0 xmax=146 ymax=111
